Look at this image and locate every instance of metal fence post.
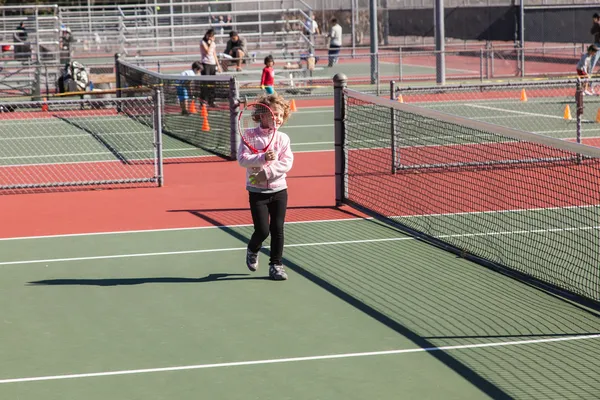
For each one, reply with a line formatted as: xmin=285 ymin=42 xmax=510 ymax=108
xmin=369 ymin=0 xmax=378 ymax=85
xmin=334 ymin=73 xmax=347 ymax=207
xmin=390 ymin=80 xmax=397 ymax=174
xmin=375 ymin=53 xmax=380 ymax=95
xmin=480 ymin=49 xmax=483 ymax=82
xmin=520 ymin=0 xmax=525 ymax=77
xmin=32 ymin=64 xmax=41 ymax=100
xmin=154 ymin=88 xmax=164 ymax=187
xmin=229 ymin=76 xmax=241 ymax=161
xmin=399 ymin=47 xmax=403 ymax=83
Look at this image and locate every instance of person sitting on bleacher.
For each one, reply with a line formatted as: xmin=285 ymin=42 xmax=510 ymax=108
xmin=223 ymin=31 xmax=247 ymax=72
xmin=13 ymin=21 xmax=30 ymax=62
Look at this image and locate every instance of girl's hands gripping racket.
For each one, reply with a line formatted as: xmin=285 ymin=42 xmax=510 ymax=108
xmin=238 ymin=102 xmax=279 ymax=184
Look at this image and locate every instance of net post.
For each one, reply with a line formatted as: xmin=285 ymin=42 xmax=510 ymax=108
xmin=229 ymin=76 xmax=241 ymax=161
xmin=576 ymin=79 xmax=583 ymax=147
xmin=115 ymin=53 xmax=122 ymax=113
xmin=390 ymin=81 xmax=397 ymax=175
xmin=153 ymin=88 xmax=164 ymax=187
xmin=334 ymin=73 xmax=348 ymax=207
xmin=114 ymin=53 xmax=122 ymax=99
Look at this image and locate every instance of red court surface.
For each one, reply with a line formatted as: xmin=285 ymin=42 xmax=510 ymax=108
xmin=0 ymin=151 xmax=362 ymax=239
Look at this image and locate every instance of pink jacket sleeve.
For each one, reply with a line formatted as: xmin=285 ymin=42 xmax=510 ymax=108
xmin=264 ymin=134 xmax=293 ymax=180
xmin=237 ymin=140 xmax=266 ymax=168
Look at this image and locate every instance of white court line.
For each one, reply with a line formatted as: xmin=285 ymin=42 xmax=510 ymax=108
xmin=0 ymin=217 xmax=365 ymax=242
xmin=0 ymin=147 xmax=205 ymax=162
xmin=2 ymin=224 xmax=598 ymax=266
xmin=292 ymin=109 xmax=333 ymax=114
xmin=474 ymin=114 xmax=542 ymax=121
xmin=0 ymin=131 xmax=151 ymax=141
xmin=419 ymin=98 xmax=573 ymax=107
xmin=291 ymin=106 xmax=333 ymax=111
xmin=0 ymin=237 xmax=410 ymax=266
xmin=538 ymin=129 xmax=600 ymax=134
xmin=285 ymin=123 xmax=333 ymax=129
xmin=398 ymin=62 xmax=478 ymax=74
xmin=293 ymin=141 xmax=334 ymax=146
xmin=0 ymin=151 xmax=113 ymax=161
xmin=1 ymin=334 xmax=598 ymax=384
xmin=398 ymin=204 xmax=599 ymax=219
xmin=466 ymin=104 xmax=569 ymax=121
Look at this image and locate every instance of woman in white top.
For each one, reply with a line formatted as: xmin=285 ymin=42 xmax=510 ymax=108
xmin=200 ymin=29 xmax=222 ymax=107
xmin=327 ymin=18 xmax=342 ymax=67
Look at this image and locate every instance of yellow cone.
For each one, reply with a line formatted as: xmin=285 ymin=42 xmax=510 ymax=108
xmin=520 ymin=89 xmax=527 ymax=102
xmin=564 ymin=105 xmax=572 ymax=120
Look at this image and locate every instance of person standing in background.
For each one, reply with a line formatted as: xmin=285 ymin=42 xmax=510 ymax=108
xmin=590 ymin=13 xmax=600 ymax=76
xmin=260 ymin=55 xmax=275 ymax=94
xmin=305 ymin=11 xmax=320 ymax=36
xmin=13 ymin=21 xmax=30 ymax=62
xmin=327 ymin=18 xmax=342 ymax=67
xmin=200 ymin=29 xmax=222 ymax=107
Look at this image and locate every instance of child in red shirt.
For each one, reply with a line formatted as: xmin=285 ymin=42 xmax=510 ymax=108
xmin=260 ymin=55 xmax=275 ymax=94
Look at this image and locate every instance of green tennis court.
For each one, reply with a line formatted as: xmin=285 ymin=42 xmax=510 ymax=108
xmin=0 ymin=102 xmax=595 ymax=167
xmin=0 ymin=217 xmax=599 ymax=399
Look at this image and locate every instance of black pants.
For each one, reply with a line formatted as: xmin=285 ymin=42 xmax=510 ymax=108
xmin=328 ymin=45 xmax=341 ymax=67
xmin=201 ymin=63 xmax=217 ymax=104
xmin=248 ymin=189 xmax=288 ymax=265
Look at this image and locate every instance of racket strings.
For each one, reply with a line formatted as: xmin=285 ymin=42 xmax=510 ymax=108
xmin=239 ymin=103 xmax=277 ymax=153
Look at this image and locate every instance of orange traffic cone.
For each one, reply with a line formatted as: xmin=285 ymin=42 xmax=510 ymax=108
xmin=397 ymin=94 xmax=404 ymax=103
xmin=189 ymin=99 xmax=197 ymax=114
xmin=202 ymin=115 xmax=210 ymax=132
xmin=201 ymin=103 xmax=208 ymax=117
xmin=520 ymin=89 xmax=527 ymax=102
xmin=290 ymin=99 xmax=297 ymax=112
xmin=596 ymin=108 xmax=600 ymax=123
xmin=41 ymin=97 xmax=48 ymax=112
xmin=564 ymin=105 xmax=572 ymax=120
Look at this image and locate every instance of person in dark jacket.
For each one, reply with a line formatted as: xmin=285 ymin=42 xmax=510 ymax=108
xmin=223 ymin=31 xmax=246 ymax=72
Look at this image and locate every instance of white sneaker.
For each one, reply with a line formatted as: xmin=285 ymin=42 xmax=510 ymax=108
xmin=246 ymin=248 xmax=258 ymax=272
xmin=269 ymin=264 xmax=288 ymax=281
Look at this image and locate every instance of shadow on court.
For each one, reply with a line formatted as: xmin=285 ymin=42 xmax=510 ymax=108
xmin=166 ymin=207 xmax=513 ymax=398
xmin=28 ymin=273 xmax=270 ymax=286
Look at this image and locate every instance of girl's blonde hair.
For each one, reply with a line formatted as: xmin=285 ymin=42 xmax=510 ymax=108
xmin=251 ymin=93 xmax=291 ymax=125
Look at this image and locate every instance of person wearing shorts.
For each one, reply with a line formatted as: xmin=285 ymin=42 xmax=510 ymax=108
xmin=260 ymin=55 xmax=275 ymax=95
xmin=177 ymin=61 xmax=202 ymax=115
xmin=577 ymin=44 xmax=598 ymax=95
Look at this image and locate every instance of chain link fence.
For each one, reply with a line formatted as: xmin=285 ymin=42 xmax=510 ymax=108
xmin=0 ymin=94 xmax=163 ymax=194
xmin=392 ymin=79 xmax=600 ymax=148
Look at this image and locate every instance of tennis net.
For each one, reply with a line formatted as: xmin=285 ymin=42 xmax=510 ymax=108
xmin=335 ymin=83 xmax=600 ymax=305
xmin=116 ymin=59 xmax=239 ymax=160
xmin=0 ymin=95 xmax=162 ymax=193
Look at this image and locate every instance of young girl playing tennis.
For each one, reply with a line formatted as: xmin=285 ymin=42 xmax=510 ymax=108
xmin=237 ymin=94 xmax=293 ymax=280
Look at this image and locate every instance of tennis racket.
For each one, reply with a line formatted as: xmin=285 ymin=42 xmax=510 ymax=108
xmin=238 ymin=102 xmax=279 ymax=184
xmin=237 ymin=102 xmax=278 ymax=154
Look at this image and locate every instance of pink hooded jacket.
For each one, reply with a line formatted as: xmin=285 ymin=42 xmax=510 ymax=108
xmin=237 ymin=127 xmax=294 ymax=192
